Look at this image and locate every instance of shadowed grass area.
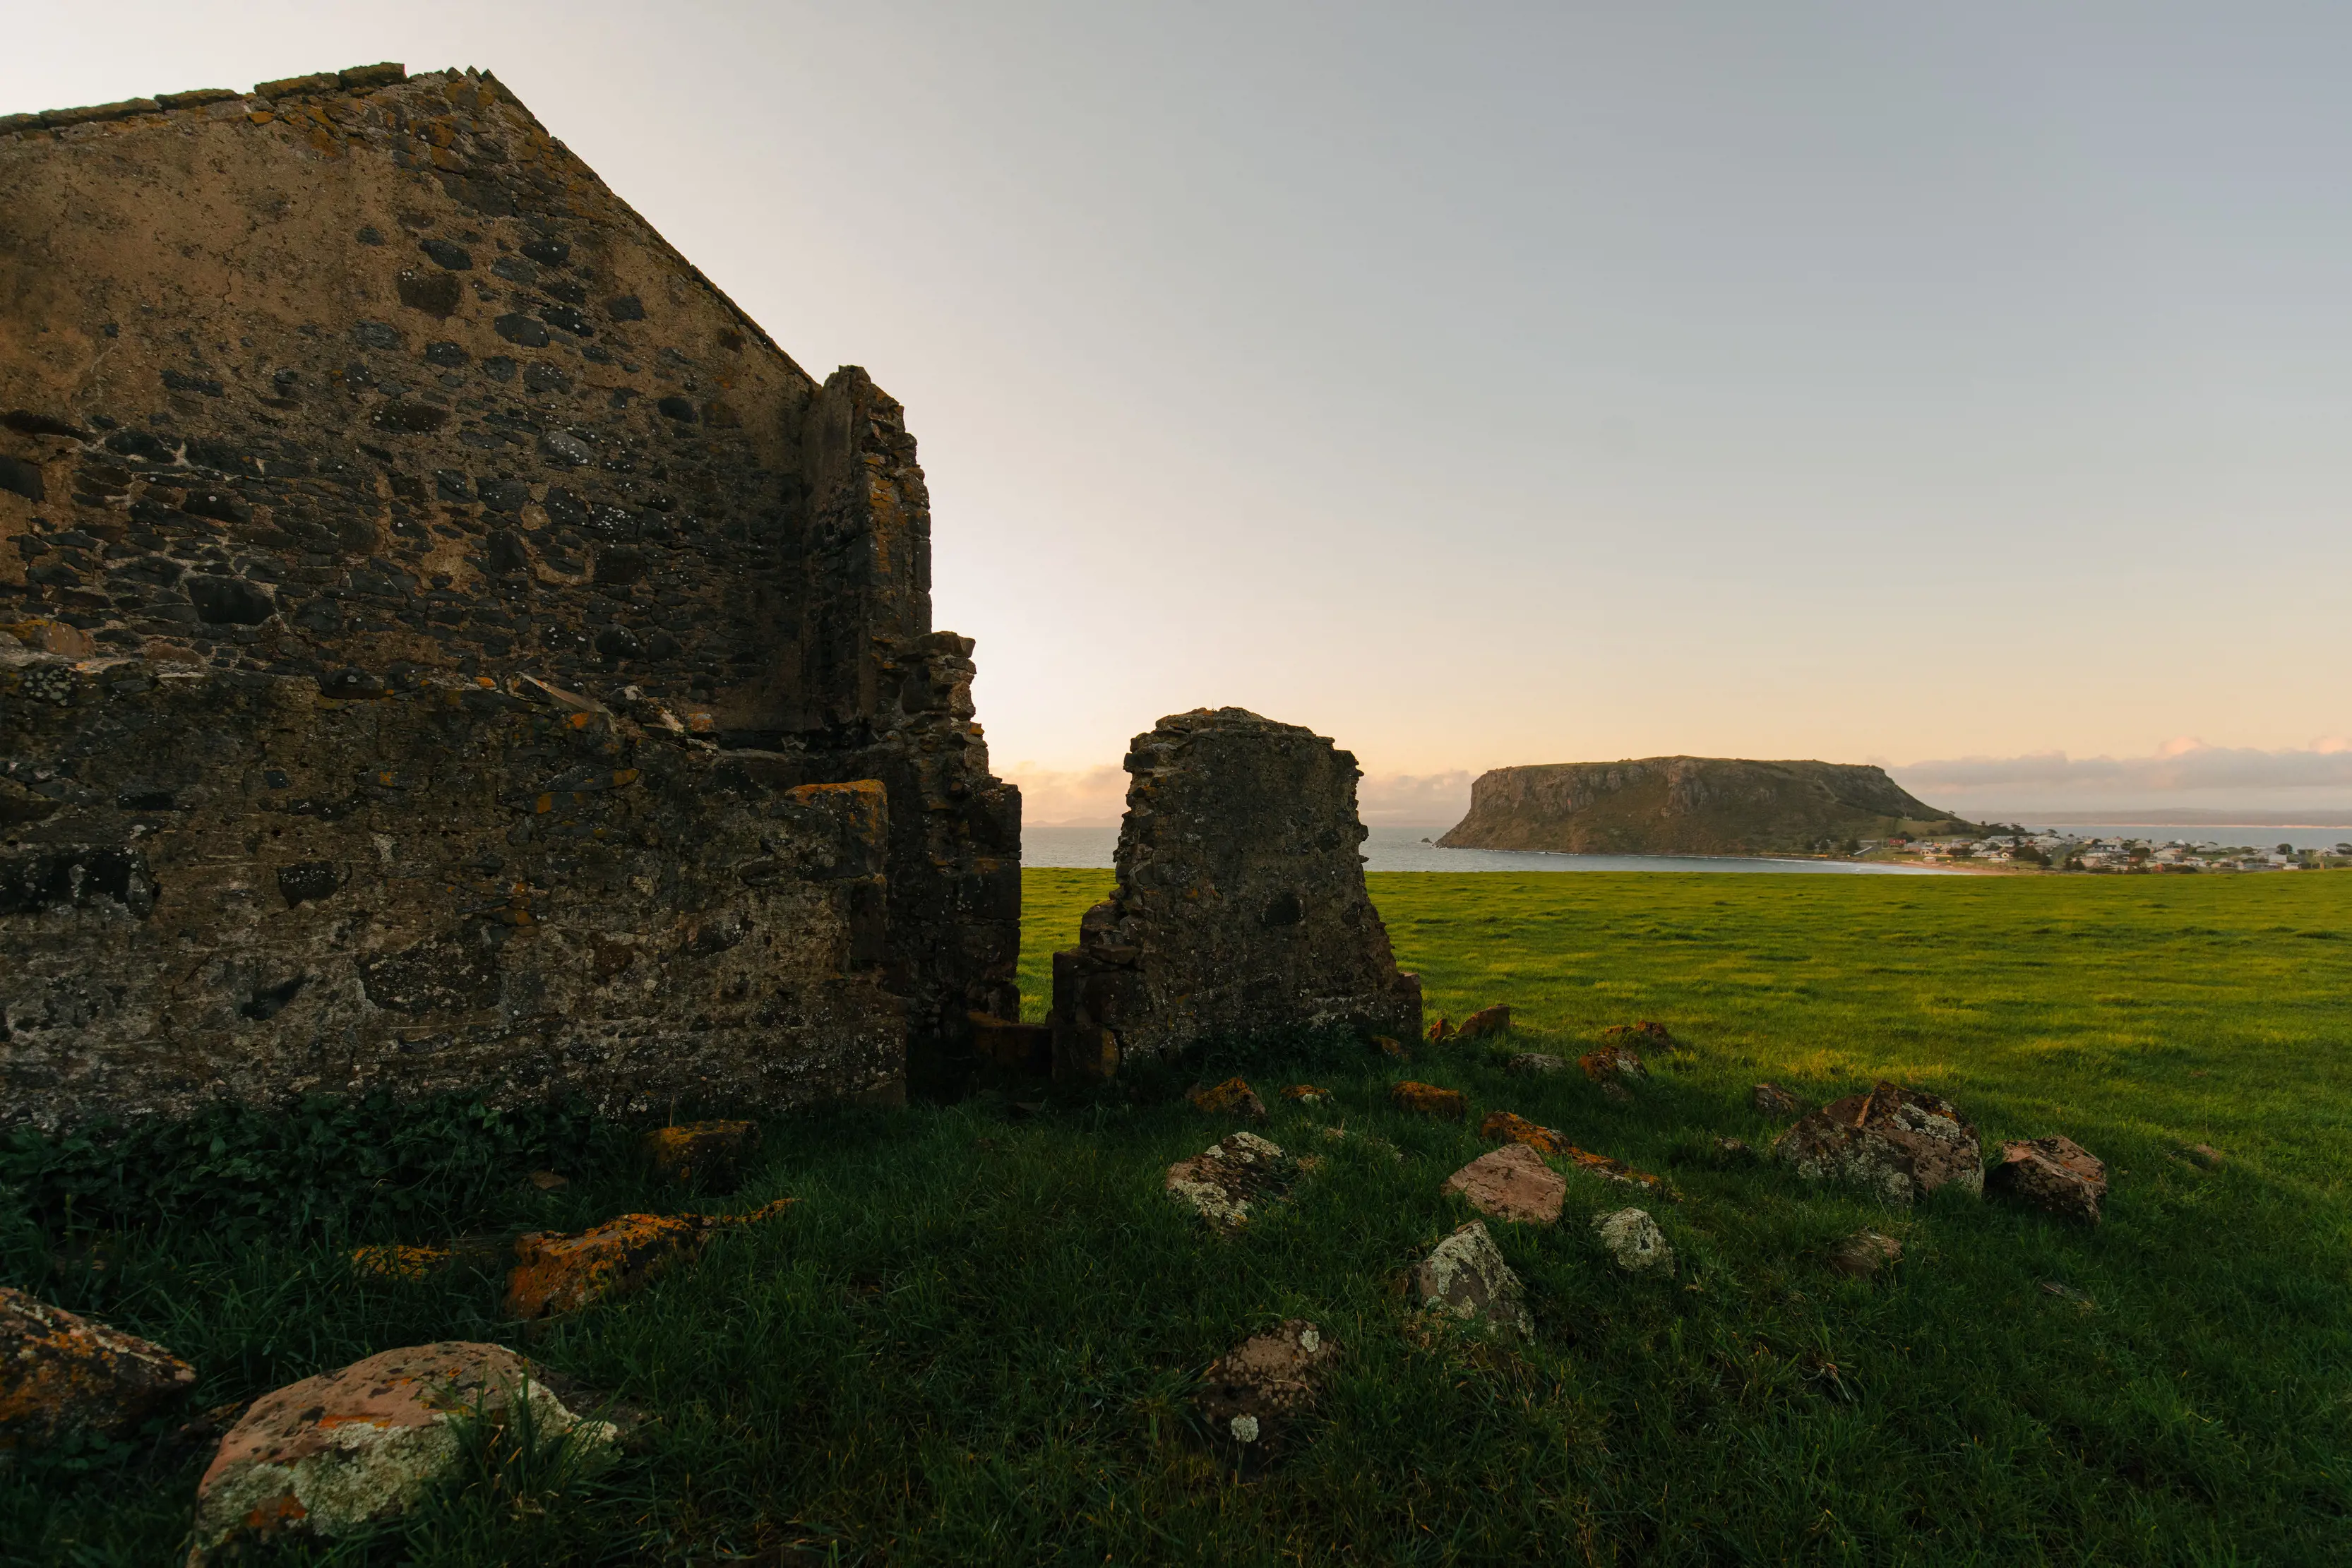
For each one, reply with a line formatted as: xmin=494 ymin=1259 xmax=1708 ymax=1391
xmin=6 ymin=870 xmax=2348 ymax=1564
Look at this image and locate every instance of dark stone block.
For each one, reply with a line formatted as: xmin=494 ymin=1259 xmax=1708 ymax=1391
xmin=419 ymin=238 xmax=474 ymax=270
xmin=358 ymin=928 xmax=501 ymax=1013
xmin=186 ymin=576 xmax=276 ymax=625
xmin=182 ymin=486 xmax=251 ymax=523
xmin=494 ymin=313 xmax=550 ymax=347
xmin=491 ymin=254 xmax=538 ymax=285
xmin=0 ymin=455 xmax=42 ymax=501
xmin=424 ymin=341 xmax=470 ymax=368
xmin=352 ymin=320 xmax=405 ymax=350
xmin=523 ymin=362 xmax=571 ymax=395
xmin=396 ymin=269 xmax=462 ymax=317
xmin=479 ymin=478 xmax=532 ymax=513
xmin=434 ymin=468 xmax=471 ymax=501
xmin=238 ymin=974 xmax=309 ymax=1022
xmin=371 ymin=401 xmax=450 ymax=434
xmin=520 ymin=237 xmax=571 ymax=268
xmin=0 ymin=847 xmax=157 ymax=918
xmin=656 ymin=396 xmax=698 ymax=424
xmin=275 ymin=861 xmax=341 ymax=908
xmin=539 ymin=304 xmax=592 ymax=337
xmin=482 ymin=355 xmax=516 ymax=382
xmin=161 ymin=369 xmax=225 ymax=397
xmin=103 ymin=429 xmax=177 ymax=463
xmin=606 ymin=295 xmax=645 ymax=322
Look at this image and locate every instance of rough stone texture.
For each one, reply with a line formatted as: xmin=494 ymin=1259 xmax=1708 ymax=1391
xmin=1443 ymin=1144 xmax=1565 ymax=1224
xmin=1164 ymin=1131 xmax=1293 ymax=1232
xmin=1829 ymin=1229 xmax=1903 ymax=1277
xmin=1414 ymin=1220 xmax=1532 ymax=1340
xmin=1505 ymin=1052 xmax=1570 ymax=1077
xmin=1279 ymin=1083 xmax=1329 ymax=1104
xmin=1988 ymin=1135 xmax=2107 ymax=1223
xmin=969 ymin=1013 xmax=1051 ymax=1077
xmin=1560 ymin=1144 xmax=1669 ymax=1197
xmin=503 ymin=1198 xmax=792 ymax=1318
xmin=1479 ymin=1109 xmax=1568 ymax=1155
xmin=1187 ymin=1077 xmax=1267 ymax=1120
xmin=1579 ymin=1046 xmax=1647 ymax=1081
xmin=642 ymin=1120 xmax=755 ymax=1186
xmin=1390 ymin=1081 xmax=1465 ymax=1119
xmin=1592 ymin=1207 xmax=1673 ymax=1273
xmin=1438 ymin=757 xmax=1974 ymax=855
xmin=1774 ymin=1082 xmax=1983 ymax=1207
xmin=1751 ymin=1082 xmax=1802 ymax=1118
xmin=0 ymin=66 xmax=1020 ymax=1122
xmin=1195 ymin=1319 xmax=1334 ymax=1449
xmin=0 ymin=1284 xmax=195 ymax=1449
xmin=191 ymin=1341 xmax=614 ymax=1561
xmin=1048 ymin=710 xmax=1419 ymax=1077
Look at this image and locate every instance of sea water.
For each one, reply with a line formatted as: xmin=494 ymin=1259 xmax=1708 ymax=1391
xmin=1023 ymin=825 xmax=1963 ymax=874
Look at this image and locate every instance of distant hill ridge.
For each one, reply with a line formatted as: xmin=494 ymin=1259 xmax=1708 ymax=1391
xmin=1437 ymin=757 xmax=1977 ymax=857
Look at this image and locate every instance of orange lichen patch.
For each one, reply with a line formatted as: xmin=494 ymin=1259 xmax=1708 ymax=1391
xmin=503 ymin=1199 xmax=794 ymax=1319
xmin=1280 ymin=1084 xmax=1330 ymax=1103
xmin=642 ymin=1120 xmax=757 ymax=1185
xmin=1601 ymin=1020 xmax=1681 ymax=1051
xmin=1456 ymin=1003 xmax=1512 ymax=1040
xmin=1479 ymin=1110 xmax=1568 ymax=1155
xmin=1579 ymin=1046 xmax=1648 ymax=1081
xmin=1391 ymin=1082 xmax=1467 ymax=1119
xmin=0 ymin=1285 xmax=195 ymax=1449
xmin=1188 ymin=1077 xmax=1268 ymax=1120
xmin=1560 ymin=1145 xmax=1669 ymax=1197
xmin=349 ymin=1244 xmax=450 ymax=1281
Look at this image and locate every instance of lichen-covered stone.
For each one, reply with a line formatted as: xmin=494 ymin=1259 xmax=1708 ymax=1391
xmin=1 ymin=66 xmax=1020 ymax=1122
xmin=1988 ymin=1135 xmax=2107 ymax=1223
xmin=1601 ymin=1020 xmax=1680 ymax=1052
xmin=1390 ymin=1081 xmax=1465 ymax=1119
xmin=1443 ymin=1143 xmax=1565 ymax=1224
xmin=1558 ymin=1144 xmax=1668 ymax=1197
xmin=190 ymin=1341 xmax=614 ymax=1561
xmin=1047 ymin=709 xmax=1419 ymax=1077
xmin=1773 ymin=1082 xmax=1983 ymax=1207
xmin=1479 ymin=1109 xmax=1568 ymax=1155
xmin=1187 ymin=1077 xmax=1267 ymax=1120
xmin=1592 ymin=1207 xmax=1673 ymax=1273
xmin=1195 ymin=1319 xmax=1334 ymax=1449
xmin=1414 ymin=1220 xmax=1532 ymax=1340
xmin=1578 ymin=1046 xmax=1647 ymax=1081
xmin=1829 ymin=1229 xmax=1903 ymax=1277
xmin=642 ymin=1120 xmax=756 ymax=1186
xmin=0 ymin=1285 xmax=194 ymax=1450
xmin=1164 ymin=1131 xmax=1292 ymax=1232
xmin=1279 ymin=1084 xmax=1330 ymax=1104
xmin=503 ymin=1198 xmax=792 ymax=1318
xmin=1455 ymin=1003 xmax=1511 ymax=1040
xmin=1505 ymin=1052 xmax=1570 ymax=1077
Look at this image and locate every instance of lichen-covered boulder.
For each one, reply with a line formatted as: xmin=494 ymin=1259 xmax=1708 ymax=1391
xmin=1195 ymin=1319 xmax=1335 ymax=1449
xmin=1188 ymin=1077 xmax=1269 ymax=1120
xmin=1165 ymin=1132 xmax=1294 ymax=1231
xmin=1479 ymin=1109 xmax=1569 ymax=1155
xmin=1415 ymin=1221 xmax=1533 ymax=1340
xmin=1279 ymin=1084 xmax=1330 ymax=1105
xmin=1560 ymin=1144 xmax=1669 ymax=1197
xmin=1578 ymin=1046 xmax=1647 ymax=1081
xmin=0 ymin=1286 xmax=193 ymax=1451
xmin=189 ymin=1342 xmax=615 ymax=1562
xmin=642 ymin=1120 xmax=757 ymax=1187
xmin=1772 ymin=1082 xmax=1982 ymax=1206
xmin=1505 ymin=1052 xmax=1570 ymax=1076
xmin=1443 ymin=1144 xmax=1565 ymax=1225
xmin=1988 ymin=1135 xmax=2107 ymax=1223
xmin=1592 ymin=1207 xmax=1673 ymax=1273
xmin=504 ymin=1199 xmax=794 ymax=1319
xmin=1391 ymin=1081 xmax=1466 ymax=1119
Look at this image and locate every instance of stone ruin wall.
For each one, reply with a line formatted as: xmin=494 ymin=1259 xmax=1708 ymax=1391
xmin=0 ymin=64 xmax=1019 ymax=1127
xmin=1051 ymin=708 xmax=1421 ymax=1077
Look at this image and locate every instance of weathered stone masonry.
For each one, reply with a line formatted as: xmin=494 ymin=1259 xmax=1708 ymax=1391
xmin=0 ymin=65 xmax=1017 ymax=1125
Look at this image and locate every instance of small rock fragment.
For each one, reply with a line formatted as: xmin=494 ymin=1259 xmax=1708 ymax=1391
xmin=642 ymin=1119 xmax=756 ymax=1186
xmin=1391 ymin=1081 xmax=1467 ymax=1118
xmin=350 ymin=1244 xmax=450 ymax=1281
xmin=1750 ymin=1082 xmax=1802 ymax=1118
xmin=1560 ymin=1144 xmax=1669 ymax=1196
xmin=1415 ymin=1220 xmax=1533 ymax=1340
xmin=189 ymin=1342 xmax=616 ymax=1562
xmin=1479 ymin=1108 xmax=1569 ymax=1154
xmin=1988 ymin=1135 xmax=2107 ymax=1223
xmin=1505 ymin=1052 xmax=1570 ymax=1076
xmin=1456 ymin=1003 xmax=1512 ymax=1040
xmin=1443 ymin=1144 xmax=1566 ymax=1224
xmin=1828 ymin=1229 xmax=1902 ymax=1277
xmin=1602 ymin=1020 xmax=1681 ymax=1051
xmin=0 ymin=1286 xmax=195 ymax=1452
xmin=504 ymin=1199 xmax=794 ymax=1319
xmin=1189 ymin=1077 xmax=1270 ymax=1120
xmin=1424 ymin=1017 xmax=1454 ymax=1043
xmin=1592 ymin=1207 xmax=1673 ymax=1273
xmin=1772 ymin=1082 xmax=1983 ymax=1206
xmin=1279 ymin=1084 xmax=1330 ymax=1104
xmin=528 ymin=1169 xmax=571 ymax=1192
xmin=1579 ymin=1045 xmax=1647 ymax=1081
xmin=1195 ymin=1319 xmax=1335 ymax=1449
xmin=1166 ymin=1132 xmax=1294 ymax=1231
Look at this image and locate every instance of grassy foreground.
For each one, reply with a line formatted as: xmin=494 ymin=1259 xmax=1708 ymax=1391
xmin=7 ymin=870 xmax=2351 ymax=1564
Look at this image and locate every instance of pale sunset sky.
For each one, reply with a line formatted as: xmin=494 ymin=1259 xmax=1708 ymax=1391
xmin=11 ymin=2 xmax=2350 ymax=822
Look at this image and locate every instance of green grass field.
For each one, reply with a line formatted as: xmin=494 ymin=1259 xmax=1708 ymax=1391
xmin=7 ymin=870 xmax=2349 ymax=1565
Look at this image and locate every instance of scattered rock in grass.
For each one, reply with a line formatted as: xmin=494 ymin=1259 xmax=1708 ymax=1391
xmin=1166 ymin=1132 xmax=1296 ymax=1231
xmin=1280 ymin=1084 xmax=1330 ymax=1104
xmin=1456 ymin=1003 xmax=1512 ymax=1040
xmin=1560 ymin=1144 xmax=1670 ymax=1197
xmin=1392 ymin=1081 xmax=1467 ymax=1118
xmin=642 ymin=1120 xmax=757 ymax=1186
xmin=1415 ymin=1221 xmax=1534 ymax=1340
xmin=504 ymin=1200 xmax=795 ymax=1319
xmin=1505 ymin=1052 xmax=1571 ymax=1077
xmin=0 ymin=1286 xmax=195 ymax=1452
xmin=1750 ymin=1082 xmax=1802 ymax=1117
xmin=2180 ymin=1142 xmax=2225 ymax=1170
xmin=1988 ymin=1136 xmax=2107 ymax=1223
xmin=528 ymin=1170 xmax=571 ymax=1192
xmin=1188 ymin=1077 xmax=1270 ymax=1120
xmin=1580 ymin=1045 xmax=1648 ymax=1082
xmin=1425 ymin=1017 xmax=1453 ymax=1043
xmin=1712 ymin=1137 xmax=1757 ymax=1162
xmin=1444 ymin=1144 xmax=1566 ymax=1224
xmin=2038 ymin=1280 xmax=2097 ymax=1313
xmin=1374 ymin=1034 xmax=1411 ymax=1062
xmin=1479 ymin=1109 xmax=1569 ymax=1154
xmin=1592 ymin=1208 xmax=1673 ymax=1273
xmin=1195 ymin=1319 xmax=1336 ymax=1449
xmin=1603 ymin=1020 xmax=1681 ymax=1052
xmin=1827 ymin=1229 xmax=1902 ymax=1277
xmin=1773 ymin=1082 xmax=1983 ymax=1206
xmin=350 ymin=1244 xmax=451 ymax=1281
xmin=189 ymin=1341 xmax=616 ymax=1562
